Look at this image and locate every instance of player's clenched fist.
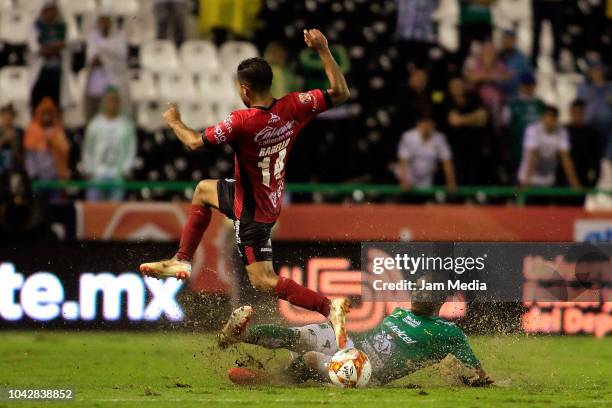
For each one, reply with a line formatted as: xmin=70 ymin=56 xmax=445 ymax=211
xmin=162 ymin=103 xmax=181 ymax=125
xmin=303 ymin=29 xmax=329 ymax=52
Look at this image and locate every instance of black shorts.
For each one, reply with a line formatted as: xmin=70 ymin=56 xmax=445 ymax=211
xmin=217 ymin=179 xmax=274 ymax=265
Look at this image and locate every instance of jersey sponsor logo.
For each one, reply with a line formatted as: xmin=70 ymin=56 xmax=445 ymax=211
xmin=254 ymin=121 xmax=296 ymax=144
xmin=389 ymin=324 xmax=417 ymax=345
xmin=372 ymin=330 xmax=394 ymax=355
xmin=402 ymin=314 xmax=421 ymax=328
xmin=268 ymin=113 xmax=280 ymax=124
xmin=258 ymin=139 xmax=290 ymax=157
xmin=214 ymin=114 xmax=233 ymax=144
xmin=298 ymin=92 xmax=313 ymax=104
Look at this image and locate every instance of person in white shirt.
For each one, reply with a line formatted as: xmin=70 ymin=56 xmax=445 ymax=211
xmin=397 ymin=113 xmax=457 ymax=191
xmin=82 ymin=88 xmax=136 ymax=201
xmin=518 ymin=106 xmax=581 ymax=188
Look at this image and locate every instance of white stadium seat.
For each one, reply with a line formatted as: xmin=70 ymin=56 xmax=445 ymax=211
xmin=125 ymin=12 xmax=156 ymax=46
xmin=437 ymin=22 xmax=459 ymax=52
xmin=177 ymin=101 xmax=214 ymax=130
xmin=137 ymin=101 xmax=166 ymax=132
xmin=65 ymin=12 xmax=96 ymax=44
xmin=213 ymin=100 xmax=244 ymax=123
xmin=0 ymin=66 xmax=30 ymax=103
xmin=99 ymin=0 xmax=141 ymax=16
xmin=219 ymin=41 xmax=259 ymax=71
xmin=13 ymin=0 xmax=42 ymax=14
xmin=129 ymin=70 xmax=158 ymax=102
xmin=180 ymin=40 xmax=221 ymax=74
xmin=140 ymin=40 xmax=180 ymax=73
xmin=432 ymin=0 xmax=459 ymax=24
xmin=58 ymin=0 xmax=97 ymax=16
xmin=158 ymin=71 xmax=198 ymax=102
xmin=0 ymin=10 xmax=31 ymax=44
xmin=10 ymin=101 xmax=30 ymax=129
xmin=197 ymin=71 xmax=239 ymax=103
xmin=0 ymin=0 xmax=12 ymax=12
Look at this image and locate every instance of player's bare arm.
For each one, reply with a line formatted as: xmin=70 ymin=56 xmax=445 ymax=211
xmin=304 ymin=29 xmax=350 ymax=106
xmin=163 ymin=103 xmax=204 ymax=151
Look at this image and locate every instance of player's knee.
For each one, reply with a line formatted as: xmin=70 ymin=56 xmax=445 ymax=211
xmin=193 ymin=179 xmax=216 ymax=206
xmin=246 ymin=267 xmax=277 ymax=292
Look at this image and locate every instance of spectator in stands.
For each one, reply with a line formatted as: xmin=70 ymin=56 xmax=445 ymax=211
xmin=531 ymin=0 xmax=564 ymax=69
xmin=299 ymin=45 xmax=350 ymax=93
xmin=0 ymin=104 xmax=24 ymax=174
xmin=85 ymin=14 xmax=131 ymax=120
xmin=154 ymin=0 xmax=188 ymax=46
xmin=28 ymin=0 xmax=71 ymax=112
xmin=442 ymin=76 xmax=489 ymax=185
xmin=458 ymin=0 xmax=493 ymax=60
xmin=567 ymin=100 xmax=601 ymax=187
xmin=577 ymin=62 xmax=612 ymax=148
xmin=23 ymin=97 xmax=70 ymax=181
xmin=518 ymin=106 xmax=581 ymax=189
xmin=394 ymin=0 xmax=440 ymax=67
xmin=464 ymin=40 xmax=510 ymax=130
xmin=264 ymin=42 xmax=300 ymax=99
xmin=397 ymin=112 xmax=457 ymax=191
xmin=505 ymin=72 xmax=544 ymax=173
xmin=82 ymin=88 xmax=136 ymax=201
xmin=498 ymin=29 xmax=533 ymax=97
xmin=394 ymin=66 xmax=432 ymax=131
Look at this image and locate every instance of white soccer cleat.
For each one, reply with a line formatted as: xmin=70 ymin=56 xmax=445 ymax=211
xmin=139 ymin=257 xmax=192 ymax=280
xmin=329 ymin=298 xmax=351 ymax=349
xmin=218 ymin=305 xmax=254 ymax=349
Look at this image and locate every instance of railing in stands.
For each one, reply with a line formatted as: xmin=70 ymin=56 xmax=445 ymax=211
xmin=30 ymin=180 xmax=612 ymax=206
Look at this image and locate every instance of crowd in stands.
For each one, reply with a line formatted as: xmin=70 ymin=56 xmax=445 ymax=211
xmin=0 ymin=0 xmax=611 ymax=208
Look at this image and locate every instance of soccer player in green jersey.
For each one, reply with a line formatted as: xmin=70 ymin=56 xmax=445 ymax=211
xmin=219 ymin=298 xmax=492 ymax=387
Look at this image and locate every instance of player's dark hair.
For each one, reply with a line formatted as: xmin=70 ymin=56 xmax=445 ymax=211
xmin=237 ymin=57 xmax=273 ymax=93
xmin=542 ymin=105 xmax=559 ymax=117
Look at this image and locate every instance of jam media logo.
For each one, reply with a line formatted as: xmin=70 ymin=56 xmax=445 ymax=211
xmin=574 ymin=219 xmax=612 ymax=242
xmin=0 ymin=263 xmax=184 ymax=323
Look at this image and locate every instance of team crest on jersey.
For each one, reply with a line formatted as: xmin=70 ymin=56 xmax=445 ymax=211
xmin=373 ymin=331 xmax=394 ymax=355
xmin=298 ymin=92 xmax=313 ymax=104
xmin=268 ymin=113 xmax=280 ymax=124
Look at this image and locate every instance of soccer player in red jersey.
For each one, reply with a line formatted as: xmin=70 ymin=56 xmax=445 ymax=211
xmin=140 ymin=29 xmax=351 ymax=347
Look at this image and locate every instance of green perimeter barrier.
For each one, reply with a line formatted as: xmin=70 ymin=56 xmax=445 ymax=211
xmin=31 ymin=180 xmax=612 ymax=206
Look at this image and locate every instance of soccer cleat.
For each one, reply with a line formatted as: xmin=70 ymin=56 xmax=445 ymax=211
xmin=329 ymin=298 xmax=351 ymax=349
xmin=217 ymin=305 xmax=254 ymax=349
xmin=139 ymin=257 xmax=192 ymax=280
xmin=227 ymin=367 xmax=266 ymax=385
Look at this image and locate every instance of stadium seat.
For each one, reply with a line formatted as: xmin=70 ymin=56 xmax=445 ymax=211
xmin=10 ymin=100 xmax=30 ymax=129
xmin=125 ymin=13 xmax=156 ymax=46
xmin=535 ymin=72 xmax=557 ymax=105
xmin=58 ymin=0 xmax=97 ymax=17
xmin=219 ymin=41 xmax=259 ymax=71
xmin=432 ymin=0 xmax=459 ymax=24
xmin=437 ymin=22 xmax=459 ymax=52
xmin=197 ymin=71 xmax=240 ymax=103
xmin=65 ymin=11 xmax=96 ymax=44
xmin=214 ymin=100 xmax=244 ymax=123
xmin=0 ymin=10 xmax=31 ymax=45
xmin=99 ymin=0 xmax=141 ymax=16
xmin=0 ymin=66 xmax=30 ymax=103
xmin=158 ymin=71 xmax=198 ymax=102
xmin=129 ymin=70 xmax=158 ymax=102
xmin=140 ymin=40 xmax=180 ymax=73
xmin=13 ymin=0 xmax=41 ymax=14
xmin=0 ymin=0 xmax=12 ymax=12
xmin=63 ymin=100 xmax=86 ymax=130
xmin=136 ymin=101 xmax=166 ymax=132
xmin=177 ymin=101 xmax=214 ymax=130
xmin=180 ymin=40 xmax=221 ymax=74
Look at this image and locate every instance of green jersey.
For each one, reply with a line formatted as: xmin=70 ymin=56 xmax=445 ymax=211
xmin=351 ymin=308 xmax=480 ymax=384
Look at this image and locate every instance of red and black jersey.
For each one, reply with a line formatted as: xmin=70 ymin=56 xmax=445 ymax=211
xmin=203 ymin=89 xmax=332 ymax=223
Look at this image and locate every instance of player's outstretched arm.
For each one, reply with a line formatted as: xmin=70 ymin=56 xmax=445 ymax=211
xmin=162 ymin=103 xmax=203 ymax=150
xmin=304 ymin=29 xmax=350 ymax=106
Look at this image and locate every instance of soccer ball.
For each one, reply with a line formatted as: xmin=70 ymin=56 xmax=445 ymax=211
xmin=327 ymin=348 xmax=372 ymax=388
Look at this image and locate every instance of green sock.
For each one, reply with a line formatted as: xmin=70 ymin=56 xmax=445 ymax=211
xmin=246 ymin=324 xmax=299 ymax=351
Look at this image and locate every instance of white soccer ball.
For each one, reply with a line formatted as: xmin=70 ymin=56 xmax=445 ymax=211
xmin=327 ymin=348 xmax=372 ymax=388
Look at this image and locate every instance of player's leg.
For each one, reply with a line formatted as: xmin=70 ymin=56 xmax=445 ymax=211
xmin=139 ymin=179 xmax=219 ymax=279
xmin=245 ymin=260 xmax=350 ymax=348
